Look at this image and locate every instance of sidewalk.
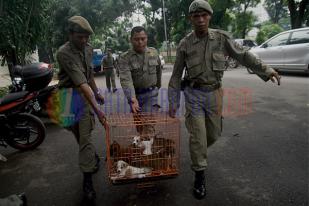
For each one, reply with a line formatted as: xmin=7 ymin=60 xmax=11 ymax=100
xmin=0 ymin=65 xmax=11 ymax=87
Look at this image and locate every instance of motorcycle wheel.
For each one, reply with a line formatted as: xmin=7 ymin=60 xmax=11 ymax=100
xmin=5 ymin=113 xmax=46 ymax=151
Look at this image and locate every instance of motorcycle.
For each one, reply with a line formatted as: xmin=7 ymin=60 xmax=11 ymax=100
xmin=9 ymin=62 xmax=57 ymax=116
xmin=0 ymin=90 xmax=46 ymax=150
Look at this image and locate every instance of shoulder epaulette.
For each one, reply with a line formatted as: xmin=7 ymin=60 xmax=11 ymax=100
xmin=214 ymin=29 xmax=232 ymax=38
xmin=147 ymin=47 xmax=158 ymax=56
xmin=119 ymin=51 xmax=130 ymax=60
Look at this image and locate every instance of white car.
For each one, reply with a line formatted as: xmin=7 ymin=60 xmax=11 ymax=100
xmin=250 ymin=27 xmax=309 ymax=73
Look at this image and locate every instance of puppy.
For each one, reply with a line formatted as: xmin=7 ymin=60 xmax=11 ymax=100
xmin=152 ymin=132 xmax=176 ymax=156
xmin=132 ymin=135 xmax=154 ymax=155
xmin=116 ymin=160 xmax=152 ymax=178
xmin=109 ymin=140 xmax=142 ymax=163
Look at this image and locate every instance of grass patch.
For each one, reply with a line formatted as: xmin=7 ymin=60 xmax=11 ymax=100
xmin=0 ymin=86 xmax=9 ymax=98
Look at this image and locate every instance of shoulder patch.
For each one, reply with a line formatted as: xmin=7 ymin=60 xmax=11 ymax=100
xmin=215 ymin=29 xmax=232 ymax=38
xmin=147 ymin=47 xmax=158 ymax=57
xmin=120 ymin=51 xmax=129 ymax=58
xmin=177 ymin=31 xmax=194 ymax=49
xmin=184 ymin=31 xmax=194 ymax=40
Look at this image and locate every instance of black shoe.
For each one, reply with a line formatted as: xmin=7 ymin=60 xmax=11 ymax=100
xmin=193 ymin=171 xmax=206 ymax=200
xmin=18 ymin=193 xmax=27 ymax=206
xmin=112 ymin=88 xmax=117 ymax=93
xmin=92 ymin=154 xmax=100 ymax=174
xmin=83 ymin=173 xmax=96 ymax=202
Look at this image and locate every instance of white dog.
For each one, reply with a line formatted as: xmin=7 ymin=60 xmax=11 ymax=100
xmin=116 ymin=160 xmax=152 ymax=178
xmin=132 ymin=135 xmax=154 ymax=155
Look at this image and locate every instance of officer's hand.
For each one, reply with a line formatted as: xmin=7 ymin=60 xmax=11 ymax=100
xmin=130 ymin=98 xmax=141 ymax=113
xmin=270 ymin=70 xmax=281 ymax=85
xmin=95 ymin=92 xmax=105 ymax=105
xmin=97 ymin=110 xmax=107 ymax=127
xmin=168 ymin=107 xmax=177 ymax=118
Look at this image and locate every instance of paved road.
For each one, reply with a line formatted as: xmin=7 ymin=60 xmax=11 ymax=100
xmin=0 ymin=67 xmax=308 ymax=206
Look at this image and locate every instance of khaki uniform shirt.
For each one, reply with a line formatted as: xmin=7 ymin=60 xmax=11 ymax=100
xmin=57 ymin=42 xmax=94 ymax=88
xmin=119 ymin=47 xmax=162 ymax=100
xmin=102 ymin=55 xmax=114 ymax=69
xmin=168 ymin=29 xmax=275 ymax=109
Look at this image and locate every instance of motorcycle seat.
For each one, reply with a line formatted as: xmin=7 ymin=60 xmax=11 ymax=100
xmin=0 ymin=91 xmax=30 ymax=106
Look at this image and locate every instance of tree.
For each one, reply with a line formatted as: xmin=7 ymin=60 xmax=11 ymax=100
xmin=287 ymin=0 xmax=309 ymax=29
xmin=264 ymin=0 xmax=288 ymax=24
xmin=232 ymin=0 xmax=260 ymax=38
xmin=0 ymin=0 xmax=49 ymax=78
xmin=34 ymin=0 xmax=137 ymax=63
xmin=256 ymin=22 xmax=284 ymax=44
xmin=99 ymin=18 xmax=133 ymax=52
xmin=209 ymin=0 xmax=235 ymax=29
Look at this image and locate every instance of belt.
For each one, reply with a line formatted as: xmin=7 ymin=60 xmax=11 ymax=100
xmin=191 ymin=82 xmax=221 ymax=92
xmin=135 ymin=86 xmax=156 ymax=95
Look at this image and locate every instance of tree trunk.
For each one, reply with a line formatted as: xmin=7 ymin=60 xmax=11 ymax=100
xmin=288 ymin=0 xmax=308 ymax=29
xmin=5 ymin=48 xmax=18 ymax=82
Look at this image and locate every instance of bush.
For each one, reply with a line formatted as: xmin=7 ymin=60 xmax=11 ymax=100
xmin=256 ymin=23 xmax=284 ymax=45
xmin=0 ymin=87 xmax=9 ymax=98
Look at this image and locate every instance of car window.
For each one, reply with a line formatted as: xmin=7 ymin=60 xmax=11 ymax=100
xmin=289 ymin=30 xmax=309 ymax=45
xmin=266 ymin=33 xmax=290 ymax=47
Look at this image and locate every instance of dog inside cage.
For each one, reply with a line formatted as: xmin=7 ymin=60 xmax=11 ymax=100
xmin=106 ymin=113 xmax=180 ymax=184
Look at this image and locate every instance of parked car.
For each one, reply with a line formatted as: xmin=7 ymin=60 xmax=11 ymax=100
xmin=227 ymin=39 xmax=257 ymax=68
xmin=249 ymin=27 xmax=309 ymax=74
xmin=92 ymin=49 xmax=105 ymax=73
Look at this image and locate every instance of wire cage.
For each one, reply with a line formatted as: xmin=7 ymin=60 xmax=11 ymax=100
xmin=105 ymin=112 xmax=180 ymax=184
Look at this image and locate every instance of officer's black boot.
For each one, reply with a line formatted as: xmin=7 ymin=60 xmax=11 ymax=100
xmin=83 ymin=172 xmax=96 ymax=202
xmin=193 ymin=170 xmax=206 ymax=199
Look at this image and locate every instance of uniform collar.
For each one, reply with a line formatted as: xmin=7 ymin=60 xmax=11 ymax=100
xmin=192 ymin=29 xmax=215 ymax=44
xmin=129 ymin=47 xmax=150 ymax=56
xmin=69 ymin=41 xmax=85 ymax=55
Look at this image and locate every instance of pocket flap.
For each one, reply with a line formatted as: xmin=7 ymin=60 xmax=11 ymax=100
xmin=212 ymin=53 xmax=226 ymax=62
xmin=149 ymin=59 xmax=159 ymax=66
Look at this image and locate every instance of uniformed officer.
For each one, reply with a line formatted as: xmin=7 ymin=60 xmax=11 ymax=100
xmin=101 ymin=49 xmax=117 ymax=93
xmin=118 ymin=26 xmax=162 ymax=114
xmin=56 ymin=16 xmax=106 ymax=202
xmin=168 ymin=0 xmax=281 ymax=200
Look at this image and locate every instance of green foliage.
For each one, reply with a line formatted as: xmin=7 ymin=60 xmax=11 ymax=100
xmin=287 ymin=0 xmax=309 ymax=29
xmin=165 ymin=0 xmax=192 ymax=43
xmin=0 ymin=0 xmax=50 ymax=65
xmin=0 ymin=86 xmax=8 ymax=98
xmin=232 ymin=0 xmax=260 ymax=38
xmin=99 ymin=19 xmax=133 ymax=52
xmin=232 ymin=11 xmax=257 ymax=38
xmin=209 ymin=0 xmax=235 ymax=29
xmin=255 ymin=22 xmax=284 ymax=44
xmin=47 ymin=0 xmax=136 ymax=49
xmin=263 ymin=0 xmax=288 ymax=24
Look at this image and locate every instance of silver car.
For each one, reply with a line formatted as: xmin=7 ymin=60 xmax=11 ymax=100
xmin=250 ymin=27 xmax=309 ymax=73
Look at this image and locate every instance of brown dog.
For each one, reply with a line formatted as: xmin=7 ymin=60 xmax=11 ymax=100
xmin=109 ymin=140 xmax=142 ymax=164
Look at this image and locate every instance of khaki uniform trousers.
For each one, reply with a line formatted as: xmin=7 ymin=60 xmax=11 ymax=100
xmin=184 ymin=87 xmax=223 ymax=171
xmin=105 ymin=68 xmax=116 ymax=91
xmin=68 ymin=104 xmax=96 ymax=173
